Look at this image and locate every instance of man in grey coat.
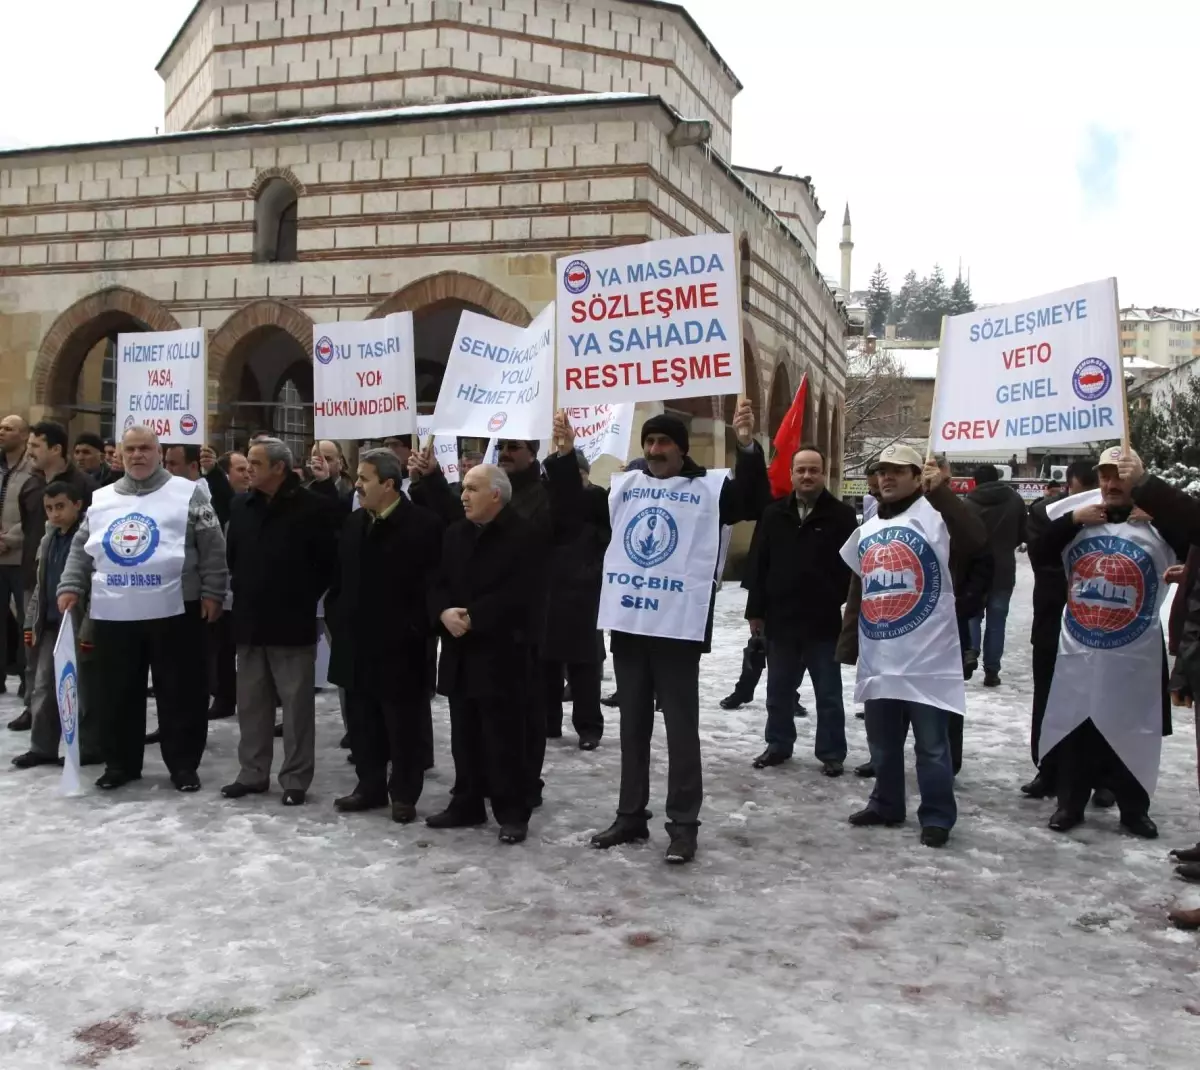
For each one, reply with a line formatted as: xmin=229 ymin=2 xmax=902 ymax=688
xmin=57 ymin=425 xmax=227 ymax=793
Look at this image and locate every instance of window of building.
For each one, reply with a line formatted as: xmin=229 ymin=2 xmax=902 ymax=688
xmin=253 ymin=178 xmax=299 ymax=263
xmin=272 ymin=377 xmax=311 ymax=460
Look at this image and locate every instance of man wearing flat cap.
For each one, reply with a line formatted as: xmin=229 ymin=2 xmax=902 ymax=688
xmin=588 ymin=400 xmax=769 ymax=865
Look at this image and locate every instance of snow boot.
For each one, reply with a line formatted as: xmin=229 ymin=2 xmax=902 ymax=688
xmin=664 ymin=823 xmax=697 ymax=865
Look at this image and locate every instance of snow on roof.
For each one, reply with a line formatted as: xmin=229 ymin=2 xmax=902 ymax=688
xmin=1123 ymin=356 xmax=1162 ymax=370
xmin=1120 ymin=306 xmax=1200 ymax=323
xmin=0 ymin=93 xmax=660 ymax=158
xmin=894 ymin=349 xmax=939 ymax=380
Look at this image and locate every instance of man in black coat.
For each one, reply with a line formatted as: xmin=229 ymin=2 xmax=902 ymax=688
xmin=540 ymin=446 xmax=610 ymax=750
xmin=964 ymin=464 xmax=1028 ymax=687
xmin=427 ymin=463 xmax=542 ymax=844
xmin=744 ymin=443 xmax=857 ymax=775
xmin=221 ymin=438 xmax=341 ymax=806
xmin=1021 ymin=460 xmax=1097 ymax=798
xmin=327 ymin=449 xmax=443 ymax=824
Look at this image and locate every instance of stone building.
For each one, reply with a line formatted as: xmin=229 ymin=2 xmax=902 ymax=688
xmin=0 ymin=0 xmax=848 ymax=488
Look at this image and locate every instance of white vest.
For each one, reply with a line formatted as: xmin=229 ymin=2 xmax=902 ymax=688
xmin=598 ymin=469 xmax=728 ymax=642
xmin=85 ymin=476 xmax=194 ymax=621
xmin=839 ymin=495 xmax=966 ymax=715
xmin=1039 ymin=489 xmax=1174 ymax=794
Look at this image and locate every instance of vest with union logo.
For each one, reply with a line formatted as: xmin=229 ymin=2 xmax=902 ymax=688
xmin=839 ymin=495 xmax=966 ymax=715
xmin=85 ymin=476 xmax=194 ymax=621
xmin=1038 ymin=488 xmax=1175 ymax=795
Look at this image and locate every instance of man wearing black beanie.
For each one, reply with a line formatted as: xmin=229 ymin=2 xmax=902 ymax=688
xmin=577 ymin=398 xmax=769 ymax=864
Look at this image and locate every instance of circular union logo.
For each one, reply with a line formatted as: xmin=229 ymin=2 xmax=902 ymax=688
xmin=858 ymin=527 xmax=940 ymax=640
xmin=624 ymin=507 xmax=679 ymax=569
xmin=563 ymin=259 xmax=591 ymax=295
xmin=123 ymin=415 xmax=135 ymax=431
xmin=1065 ymin=537 xmax=1156 ymax=649
xmin=487 ymin=412 xmax=508 ymax=433
xmin=315 ymin=335 xmax=335 ymax=365
xmin=1072 ymin=358 xmax=1112 ymax=402
xmin=179 ymin=414 xmax=198 ymax=436
xmin=102 ymin=512 xmax=161 ymax=568
xmin=57 ymin=664 xmax=79 ymax=746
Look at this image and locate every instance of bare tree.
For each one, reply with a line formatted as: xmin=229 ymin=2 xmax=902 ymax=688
xmin=843 ymin=346 xmax=919 ymax=470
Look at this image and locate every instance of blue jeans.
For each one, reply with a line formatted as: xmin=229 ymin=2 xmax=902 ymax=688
xmin=764 ymin=638 xmax=846 ymax=762
xmin=864 ymin=698 xmax=957 ymax=829
xmin=968 ymin=587 xmax=1012 ymax=672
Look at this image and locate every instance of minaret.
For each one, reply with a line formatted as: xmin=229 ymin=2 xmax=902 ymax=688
xmin=839 ymin=203 xmax=853 ymax=294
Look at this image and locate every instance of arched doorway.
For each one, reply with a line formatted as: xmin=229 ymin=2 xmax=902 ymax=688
xmin=817 ymin=393 xmax=830 ymax=457
xmin=210 ymin=301 xmax=315 ymax=453
xmin=766 ymin=361 xmax=792 ymax=440
xmin=723 ymin=339 xmax=763 ymax=467
xmin=32 ymin=286 xmax=182 ymax=440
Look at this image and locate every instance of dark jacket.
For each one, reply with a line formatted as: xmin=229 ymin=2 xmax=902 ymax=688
xmin=540 ymin=451 xmax=611 ymax=663
xmin=325 ymin=496 xmax=443 ymax=696
xmin=411 ymin=461 xmax=551 ymax=532
xmin=965 ymin=480 xmax=1028 ymax=591
xmin=226 ymin=471 xmax=341 ymax=647
xmin=431 ymin=505 xmax=543 ymax=700
xmin=203 ymin=464 xmax=235 ymax=529
xmin=744 ymin=488 xmax=858 ymax=643
xmin=837 ymin=482 xmax=989 ymax=664
xmin=18 ymin=463 xmax=93 ymax=590
xmin=616 ymin=442 xmax=771 ymax=654
xmin=1025 ymin=495 xmax=1067 ymax=650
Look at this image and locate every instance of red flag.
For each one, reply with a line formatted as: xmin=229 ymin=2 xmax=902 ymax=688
xmin=767 ymin=373 xmax=808 ymax=499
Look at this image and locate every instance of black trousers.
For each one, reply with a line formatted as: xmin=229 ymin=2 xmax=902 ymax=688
xmin=612 ymin=633 xmax=702 ymax=828
xmin=1051 ymin=718 xmax=1150 ymax=818
xmin=207 ymin=610 xmax=237 ymax=713
xmin=732 ymin=635 xmax=767 ymax=698
xmin=92 ymin=603 xmax=208 ymax=778
xmin=1031 ymin=643 xmax=1058 ymax=778
xmin=449 ymin=694 xmax=531 ymax=826
xmin=346 ymin=688 xmax=431 ymax=805
xmin=541 ymin=659 xmax=603 ymax=740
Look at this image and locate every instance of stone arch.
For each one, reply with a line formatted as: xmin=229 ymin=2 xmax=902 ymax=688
xmin=209 ymin=300 xmax=315 ymax=419
xmin=33 ymin=286 xmax=182 ymax=420
xmin=723 ymin=328 xmax=763 ymax=428
xmin=248 ymin=166 xmax=307 ymax=198
xmin=766 ymin=360 xmax=793 ymax=439
xmin=367 ymin=271 xmax=531 ymax=326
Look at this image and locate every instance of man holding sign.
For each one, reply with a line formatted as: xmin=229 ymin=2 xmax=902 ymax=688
xmin=590 ymin=400 xmax=767 ymax=865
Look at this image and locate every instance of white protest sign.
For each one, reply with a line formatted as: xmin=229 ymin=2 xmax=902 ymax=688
xmin=116 ymin=328 xmax=206 ymax=444
xmin=417 ymin=419 xmax=460 ymax=484
xmin=483 ymin=438 xmax=500 ymax=465
xmin=556 ymin=232 xmax=743 ymax=406
xmin=312 ymin=313 xmax=417 ymax=440
xmin=53 ymin=614 xmax=82 ymax=796
xmin=931 ymin=278 xmax=1125 ymax=452
xmin=564 ymin=402 xmax=635 ymax=466
xmin=431 ymin=304 xmax=554 ymax=440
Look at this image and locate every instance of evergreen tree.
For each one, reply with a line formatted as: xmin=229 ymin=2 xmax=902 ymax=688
xmin=948 ymin=275 xmax=976 ymax=316
xmin=865 ymin=264 xmax=892 ymax=335
xmin=912 ymin=264 xmax=950 ymax=339
xmin=890 ymin=270 xmax=920 ymax=332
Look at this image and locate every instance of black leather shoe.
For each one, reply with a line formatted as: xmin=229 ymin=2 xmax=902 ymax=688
xmin=425 ymin=807 xmax=488 ymax=829
xmin=1120 ymin=813 xmax=1158 ymax=839
xmin=719 ymin=693 xmax=749 ymax=710
xmin=821 ymin=760 xmax=844 ymax=778
xmin=983 ymin=669 xmax=1000 ymax=687
xmin=1176 ymin=862 xmax=1200 ymax=882
xmin=1020 ymin=773 xmax=1055 ymax=799
xmin=600 ymin=692 xmax=620 ymax=708
xmin=96 ymin=769 xmax=142 ymax=790
xmin=1092 ymin=788 xmax=1116 ymax=809
xmin=921 ymin=826 xmax=950 ymax=848
xmin=794 ymin=702 xmax=808 ymax=719
xmin=752 ymin=748 xmax=790 ymax=770
xmin=221 ymin=782 xmax=268 ymax=799
xmin=334 ymin=791 xmax=387 ymax=813
xmin=6 ymin=709 xmax=30 ymax=731
xmin=591 ymin=818 xmax=650 ymax=849
xmin=172 ymin=770 xmax=201 ymax=793
xmin=273 ymin=722 xmax=284 ymax=738
xmin=11 ymin=751 xmax=62 ymax=769
xmin=854 ymin=762 xmax=876 ymax=778
xmin=578 ymin=735 xmax=600 ymax=751
xmin=1049 ymin=808 xmax=1085 ymax=832
xmin=664 ymin=823 xmax=697 ymax=864
xmin=281 ymin=789 xmax=306 ymax=806
xmin=499 ymin=823 xmax=528 ymax=845
xmin=848 ymin=808 xmax=902 ymax=827
xmin=207 ymin=703 xmax=235 ymax=721
xmin=1170 ymin=843 xmax=1200 ymax=863
xmin=963 ymin=649 xmax=979 ymax=680
xmin=391 ymin=802 xmax=417 ymax=824
xmin=144 ymin=730 xmax=161 ymax=745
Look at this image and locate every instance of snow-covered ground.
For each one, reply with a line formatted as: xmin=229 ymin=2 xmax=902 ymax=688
xmin=2 ymin=563 xmax=1199 ymax=1069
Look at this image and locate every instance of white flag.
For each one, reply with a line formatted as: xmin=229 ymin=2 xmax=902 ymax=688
xmin=53 ymin=615 xmax=83 ymax=796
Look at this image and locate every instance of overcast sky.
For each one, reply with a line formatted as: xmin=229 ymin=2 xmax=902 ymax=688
xmin=1 ymin=0 xmax=1194 ymax=307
